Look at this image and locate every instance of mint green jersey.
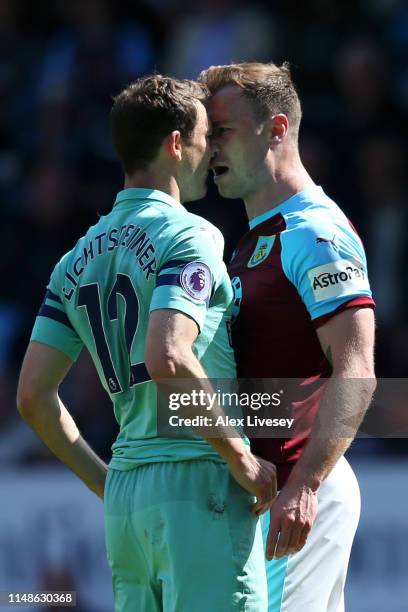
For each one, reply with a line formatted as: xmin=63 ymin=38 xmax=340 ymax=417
xmin=31 ymin=188 xmax=236 ymax=468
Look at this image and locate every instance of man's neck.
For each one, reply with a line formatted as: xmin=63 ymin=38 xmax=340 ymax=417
xmin=244 ymin=156 xmax=315 ymax=222
xmin=124 ymin=172 xmax=181 ymax=202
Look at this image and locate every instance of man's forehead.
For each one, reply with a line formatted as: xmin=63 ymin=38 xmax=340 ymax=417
xmin=207 ymin=85 xmax=247 ymax=121
xmin=195 ymin=99 xmax=209 ymax=125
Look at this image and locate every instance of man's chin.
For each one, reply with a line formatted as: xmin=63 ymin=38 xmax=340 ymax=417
xmin=212 ymin=173 xmax=242 ymax=199
xmin=215 ymin=183 xmax=242 ymax=199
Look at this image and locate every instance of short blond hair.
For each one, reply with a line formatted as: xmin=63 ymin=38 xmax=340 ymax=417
xmin=198 ymin=62 xmax=302 ymax=141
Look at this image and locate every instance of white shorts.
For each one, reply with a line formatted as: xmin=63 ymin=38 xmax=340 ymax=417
xmin=261 ymin=457 xmax=360 ymax=612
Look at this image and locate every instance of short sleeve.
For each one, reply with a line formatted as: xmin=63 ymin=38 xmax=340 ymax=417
xmin=281 ymin=218 xmax=375 ymax=324
xmin=150 ymin=223 xmax=226 ymax=331
xmin=30 ymin=265 xmax=83 ymax=361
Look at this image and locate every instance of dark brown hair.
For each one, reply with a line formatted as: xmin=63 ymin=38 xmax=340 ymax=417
xmin=111 ymin=75 xmax=208 ymax=174
xmin=198 ymin=62 xmax=302 ymax=141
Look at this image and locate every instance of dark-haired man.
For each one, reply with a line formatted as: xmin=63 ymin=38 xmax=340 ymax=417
xmin=17 ymin=75 xmax=276 ymax=611
xmin=200 ymin=62 xmax=376 ymax=612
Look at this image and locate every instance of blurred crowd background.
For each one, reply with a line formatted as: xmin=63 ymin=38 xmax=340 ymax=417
xmin=1 ymin=0 xmax=408 ymax=463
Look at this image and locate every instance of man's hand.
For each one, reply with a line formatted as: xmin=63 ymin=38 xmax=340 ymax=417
xmin=228 ymin=451 xmax=277 ymax=515
xmin=266 ymin=483 xmax=318 ymax=560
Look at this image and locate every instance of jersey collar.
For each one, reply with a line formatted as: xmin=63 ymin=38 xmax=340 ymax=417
xmin=248 ymin=185 xmax=323 ymax=230
xmin=113 ymin=188 xmax=186 ymax=211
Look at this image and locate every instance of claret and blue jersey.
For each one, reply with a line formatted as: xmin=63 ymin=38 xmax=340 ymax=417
xmin=31 ymin=188 xmax=236 ymax=469
xmin=228 ymin=186 xmax=375 ymax=487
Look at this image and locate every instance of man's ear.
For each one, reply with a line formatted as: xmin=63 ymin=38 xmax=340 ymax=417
xmin=165 ymin=130 xmax=182 ymax=161
xmin=268 ymin=114 xmax=289 ymax=145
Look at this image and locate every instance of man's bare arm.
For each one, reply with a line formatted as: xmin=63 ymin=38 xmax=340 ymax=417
xmin=266 ymin=307 xmax=376 ymax=559
xmin=145 ymin=309 xmax=277 ymax=512
xmin=17 ymin=342 xmax=107 ymax=499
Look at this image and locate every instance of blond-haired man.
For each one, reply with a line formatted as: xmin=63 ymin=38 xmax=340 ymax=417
xmin=200 ymin=62 xmax=376 ymax=612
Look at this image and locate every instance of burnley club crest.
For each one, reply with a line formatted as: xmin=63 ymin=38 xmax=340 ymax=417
xmin=247 ymin=235 xmax=276 ymax=268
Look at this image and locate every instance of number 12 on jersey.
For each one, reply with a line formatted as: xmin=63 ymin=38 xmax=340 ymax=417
xmin=77 ymin=273 xmax=150 ymax=394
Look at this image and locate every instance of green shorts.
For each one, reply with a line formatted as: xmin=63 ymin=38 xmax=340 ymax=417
xmin=104 ymin=460 xmax=267 ymax=612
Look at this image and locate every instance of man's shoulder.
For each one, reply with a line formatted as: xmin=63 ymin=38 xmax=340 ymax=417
xmin=171 ymin=208 xmax=219 ymax=231
xmin=281 ymin=189 xmax=354 ymax=252
xmin=168 ymin=210 xmax=224 ymax=251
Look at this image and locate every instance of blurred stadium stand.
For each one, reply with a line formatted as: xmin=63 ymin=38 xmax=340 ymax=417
xmin=0 ymin=0 xmax=407 ymax=610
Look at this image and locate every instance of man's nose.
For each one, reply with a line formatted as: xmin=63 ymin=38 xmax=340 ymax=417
xmin=210 ymin=138 xmax=220 ymax=156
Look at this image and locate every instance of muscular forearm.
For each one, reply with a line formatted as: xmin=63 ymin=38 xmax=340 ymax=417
xmin=145 ymin=311 xmax=277 ymax=508
xmin=266 ymin=310 xmax=376 ymax=558
xmin=148 ymin=343 xmax=249 ymax=465
xmin=287 ymin=374 xmax=376 ymax=491
xmin=18 ymin=392 xmax=107 ymax=499
xmin=151 ymin=346 xmax=277 ymax=508
xmin=265 ymin=373 xmax=376 ymax=559
xmin=155 ymin=347 xmax=250 ymax=463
